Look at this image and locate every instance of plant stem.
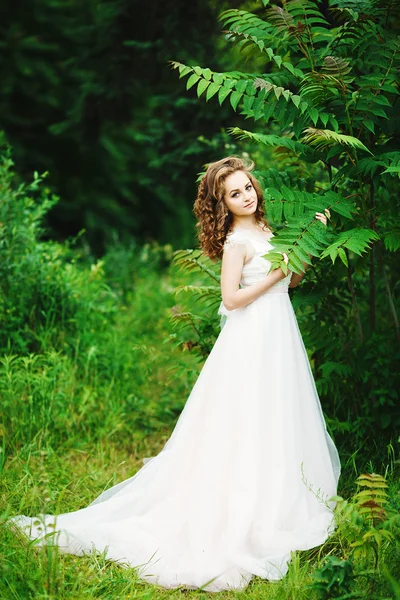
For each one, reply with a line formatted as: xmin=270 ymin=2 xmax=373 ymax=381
xmin=377 ymin=243 xmax=400 ymax=340
xmin=369 ymin=180 xmax=376 ymax=334
xmin=346 ymin=251 xmax=364 ymax=343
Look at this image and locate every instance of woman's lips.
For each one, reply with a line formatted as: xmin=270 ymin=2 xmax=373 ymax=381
xmin=244 ymin=201 xmax=255 ymax=208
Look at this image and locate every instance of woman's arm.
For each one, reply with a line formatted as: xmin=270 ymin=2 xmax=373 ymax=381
xmin=221 ymin=243 xmax=288 ymax=311
xmin=289 ymin=259 xmax=311 ymax=288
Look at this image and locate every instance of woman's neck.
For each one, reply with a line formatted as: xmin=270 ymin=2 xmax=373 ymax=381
xmin=232 ymin=215 xmax=257 ymax=230
xmin=232 ymin=216 xmax=267 ymax=232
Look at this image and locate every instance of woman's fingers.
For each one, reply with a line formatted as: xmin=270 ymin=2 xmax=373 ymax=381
xmin=282 ymin=252 xmax=289 ymax=265
xmin=315 ymin=210 xmax=330 ymax=226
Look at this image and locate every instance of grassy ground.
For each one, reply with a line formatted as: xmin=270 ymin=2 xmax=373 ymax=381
xmin=1 ymin=262 xmax=399 ymax=599
xmin=2 ymin=436 xmax=399 ymax=600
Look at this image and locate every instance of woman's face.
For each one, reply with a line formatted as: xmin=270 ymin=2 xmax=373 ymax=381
xmin=223 ymin=170 xmax=258 ymax=218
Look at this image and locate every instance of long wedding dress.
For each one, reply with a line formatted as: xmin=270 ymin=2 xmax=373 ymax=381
xmin=10 ymin=226 xmax=341 ymax=592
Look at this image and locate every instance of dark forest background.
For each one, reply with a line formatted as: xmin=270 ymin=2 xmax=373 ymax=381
xmin=0 ymin=0 xmax=247 ymax=251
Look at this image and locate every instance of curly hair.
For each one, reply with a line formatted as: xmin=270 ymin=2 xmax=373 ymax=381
xmin=193 ymin=156 xmax=270 ymax=261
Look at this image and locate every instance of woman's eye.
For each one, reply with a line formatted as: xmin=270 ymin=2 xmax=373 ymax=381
xmin=246 ymin=184 xmax=252 ymax=191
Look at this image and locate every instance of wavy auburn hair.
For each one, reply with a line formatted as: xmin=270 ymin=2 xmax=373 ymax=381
xmin=193 ymin=156 xmax=270 ymax=261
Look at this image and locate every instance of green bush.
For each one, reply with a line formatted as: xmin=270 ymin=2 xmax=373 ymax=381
xmin=0 ymin=138 xmax=117 ymax=358
xmin=170 ymin=0 xmax=400 ymax=457
xmin=0 ymin=139 xmax=200 ymax=452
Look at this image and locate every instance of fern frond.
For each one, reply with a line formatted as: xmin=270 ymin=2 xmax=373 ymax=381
xmin=330 ymin=0 xmax=383 ymax=21
xmin=172 ymin=249 xmax=220 ymax=283
xmin=321 ymin=190 xmax=357 ymax=219
xmin=320 ymin=228 xmax=379 ymax=265
xmin=228 ymin=127 xmax=310 ymax=155
xmin=175 ymin=285 xmax=221 ymax=307
xmin=382 ymin=165 xmax=400 ymax=177
xmin=353 ymin=472 xmax=389 ymax=526
xmin=219 ymin=9 xmax=272 ymax=37
xmin=265 ymin=5 xmax=294 ymax=32
xmin=253 ymin=77 xmax=307 ymax=119
xmin=223 ymin=30 xmax=300 ymax=76
xmin=263 ymin=220 xmax=334 ymax=275
xmin=262 ymin=184 xmax=356 ymax=224
xmin=383 ymin=230 xmax=400 ymax=252
xmin=301 ymin=127 xmax=372 ymax=154
xmin=322 ymin=55 xmax=353 ymax=75
xmin=299 ymin=74 xmax=339 ymax=106
xmin=170 ymin=62 xmax=297 ymax=119
xmin=169 ymin=310 xmax=207 ymax=331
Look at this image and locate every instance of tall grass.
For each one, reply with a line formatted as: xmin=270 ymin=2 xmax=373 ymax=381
xmin=0 ymin=141 xmax=399 ymax=598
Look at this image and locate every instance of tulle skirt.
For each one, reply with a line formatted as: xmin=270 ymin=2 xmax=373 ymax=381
xmin=10 ymin=289 xmax=341 ymax=592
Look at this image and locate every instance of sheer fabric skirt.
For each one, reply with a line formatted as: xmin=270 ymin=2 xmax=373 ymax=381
xmin=11 ymin=290 xmax=341 ymax=592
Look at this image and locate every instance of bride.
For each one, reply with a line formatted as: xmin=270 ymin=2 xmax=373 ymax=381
xmin=10 ymin=156 xmax=341 ymax=592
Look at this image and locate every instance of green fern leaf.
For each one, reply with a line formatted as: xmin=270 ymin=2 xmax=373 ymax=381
xmin=383 ymin=230 xmax=400 ymax=252
xmin=186 ymin=73 xmax=200 ymax=90
xmin=322 ymin=55 xmax=352 ymax=75
xmin=197 ymin=79 xmax=210 ymax=98
xmin=218 ymin=86 xmax=232 ymax=105
xmin=228 ymin=127 xmax=310 ymax=155
xmin=301 ymin=127 xmax=372 ymax=154
xmin=322 ymin=191 xmax=357 ymax=219
xmin=320 ymin=228 xmax=379 ymax=262
xmin=230 ymin=90 xmax=243 ymax=110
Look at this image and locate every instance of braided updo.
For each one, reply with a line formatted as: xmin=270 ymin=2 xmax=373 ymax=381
xmin=193 ymin=156 xmax=270 ymax=261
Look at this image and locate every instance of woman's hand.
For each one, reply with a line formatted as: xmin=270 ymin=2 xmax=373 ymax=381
xmin=315 ymin=208 xmax=331 ymax=226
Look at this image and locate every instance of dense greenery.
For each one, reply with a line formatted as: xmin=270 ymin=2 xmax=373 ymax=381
xmin=171 ymin=0 xmax=400 ymax=453
xmin=0 ymin=0 xmax=243 ymax=250
xmin=1 ymin=137 xmax=399 ymax=600
xmin=0 ymin=0 xmax=399 ymax=597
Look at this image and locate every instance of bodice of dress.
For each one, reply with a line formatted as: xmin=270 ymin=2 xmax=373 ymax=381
xmin=223 ymin=226 xmax=293 ymax=293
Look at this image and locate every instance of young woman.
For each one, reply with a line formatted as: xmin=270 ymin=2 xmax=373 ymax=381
xmin=11 ymin=156 xmax=341 ymax=593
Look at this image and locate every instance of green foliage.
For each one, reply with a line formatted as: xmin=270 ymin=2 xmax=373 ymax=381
xmin=0 ymin=140 xmax=118 ymax=357
xmin=0 ymin=0 xmax=241 ymax=250
xmin=0 ymin=144 xmax=399 ymax=595
xmin=171 ymin=0 xmax=400 ymax=448
xmin=308 ymin=555 xmax=356 ymax=599
xmin=350 ymin=473 xmax=395 ymax=561
xmin=0 ymin=142 xmax=201 ymax=451
xmin=308 ymin=469 xmax=400 ymax=599
xmin=171 ymin=0 xmax=399 ymax=260
xmin=169 ymin=249 xmax=221 ymax=357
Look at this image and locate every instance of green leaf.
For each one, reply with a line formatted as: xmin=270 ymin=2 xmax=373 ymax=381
xmin=293 ymin=245 xmax=313 ymax=265
xmin=186 ymin=73 xmax=200 ymax=90
xmin=363 ymin=119 xmax=375 ymax=134
xmin=338 ymin=247 xmax=348 ymax=267
xmin=291 ymin=95 xmax=301 ymax=108
xmin=197 ymin=79 xmax=210 ymax=98
xmin=213 ymin=73 xmax=225 ymax=85
xmin=205 ymin=82 xmax=220 ymax=101
xmin=309 ymin=108 xmax=319 ymax=126
xmin=179 ymin=65 xmax=192 ymax=79
xmin=283 ymin=61 xmax=295 ymax=75
xmin=383 ymin=230 xmax=400 ymax=252
xmin=288 ymin=252 xmax=307 ymax=274
xmin=329 ymin=115 xmax=339 ymax=132
xmin=218 ymin=87 xmax=232 ymax=105
xmin=297 ymin=236 xmax=320 ymax=258
xmin=320 ymin=112 xmax=330 ymax=127
xmin=230 ymin=90 xmax=243 ymax=111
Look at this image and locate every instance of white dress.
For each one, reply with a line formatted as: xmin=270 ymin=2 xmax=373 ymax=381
xmin=10 ymin=226 xmax=341 ymax=592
